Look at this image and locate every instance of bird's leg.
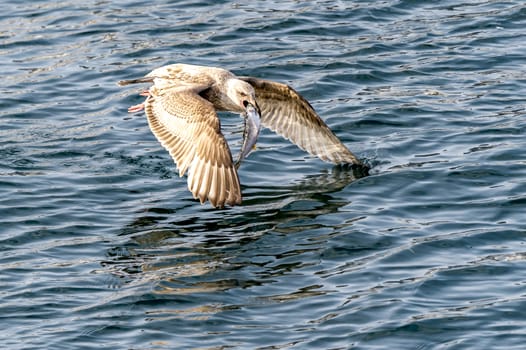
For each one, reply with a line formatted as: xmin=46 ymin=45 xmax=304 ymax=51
xmin=128 ymin=103 xmax=144 ymax=113
xmin=127 ymin=90 xmax=151 ymax=113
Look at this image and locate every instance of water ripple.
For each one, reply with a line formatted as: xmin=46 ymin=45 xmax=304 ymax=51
xmin=2 ymin=0 xmax=526 ymax=349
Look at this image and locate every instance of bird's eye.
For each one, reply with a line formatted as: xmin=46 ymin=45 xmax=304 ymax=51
xmin=242 ymin=100 xmax=249 ymax=108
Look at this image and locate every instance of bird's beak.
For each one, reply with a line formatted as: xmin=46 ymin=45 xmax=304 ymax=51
xmin=242 ymin=98 xmax=260 ymax=116
xmin=245 ymin=101 xmax=260 ymax=118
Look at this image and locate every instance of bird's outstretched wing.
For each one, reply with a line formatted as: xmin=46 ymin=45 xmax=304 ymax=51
xmin=145 ymin=84 xmax=241 ymax=208
xmin=239 ymin=77 xmax=361 ymax=165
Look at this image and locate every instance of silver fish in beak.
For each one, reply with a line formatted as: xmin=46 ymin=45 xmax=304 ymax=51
xmin=236 ymin=102 xmax=261 ymax=169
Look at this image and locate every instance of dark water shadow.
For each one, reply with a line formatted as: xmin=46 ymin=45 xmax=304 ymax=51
xmin=101 ymin=164 xmax=369 ymax=296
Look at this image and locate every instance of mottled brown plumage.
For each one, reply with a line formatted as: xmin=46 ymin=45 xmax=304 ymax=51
xmin=238 ymin=77 xmax=361 ymax=164
xmin=118 ymin=64 xmax=362 ymax=208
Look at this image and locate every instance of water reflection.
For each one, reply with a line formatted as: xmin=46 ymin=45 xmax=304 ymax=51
xmin=101 ymin=164 xmax=368 ymax=303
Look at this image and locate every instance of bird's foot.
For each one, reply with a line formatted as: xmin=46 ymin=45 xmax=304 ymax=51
xmin=128 ymin=103 xmax=145 ymax=113
xmin=127 ymin=91 xmax=150 ymax=112
xmin=127 ymin=91 xmax=150 ymax=113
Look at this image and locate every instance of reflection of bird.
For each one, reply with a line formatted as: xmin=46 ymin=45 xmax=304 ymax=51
xmin=118 ymin=64 xmax=363 ymax=208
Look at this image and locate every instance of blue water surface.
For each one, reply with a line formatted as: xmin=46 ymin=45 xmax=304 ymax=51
xmin=1 ymin=1 xmax=526 ymax=349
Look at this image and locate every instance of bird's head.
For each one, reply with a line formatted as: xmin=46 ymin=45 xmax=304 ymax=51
xmin=226 ymin=79 xmax=261 ymax=114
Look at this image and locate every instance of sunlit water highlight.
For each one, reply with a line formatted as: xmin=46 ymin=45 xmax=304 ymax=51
xmin=1 ymin=1 xmax=525 ymax=349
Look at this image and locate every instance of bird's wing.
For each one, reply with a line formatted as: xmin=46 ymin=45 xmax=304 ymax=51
xmin=145 ymin=84 xmax=241 ymax=208
xmin=146 ymin=64 xmax=218 ymax=88
xmin=239 ymin=77 xmax=361 ymax=165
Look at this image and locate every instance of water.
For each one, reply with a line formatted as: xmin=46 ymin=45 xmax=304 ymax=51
xmin=1 ymin=1 xmax=525 ymax=349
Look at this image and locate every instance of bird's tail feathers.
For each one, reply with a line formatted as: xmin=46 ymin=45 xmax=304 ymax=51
xmin=117 ymin=77 xmax=154 ymax=86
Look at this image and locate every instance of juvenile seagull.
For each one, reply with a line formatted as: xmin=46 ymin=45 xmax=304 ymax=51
xmin=118 ymin=63 xmax=362 ymax=208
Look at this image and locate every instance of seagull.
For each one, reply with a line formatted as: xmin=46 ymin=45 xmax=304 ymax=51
xmin=118 ymin=63 xmax=363 ymax=208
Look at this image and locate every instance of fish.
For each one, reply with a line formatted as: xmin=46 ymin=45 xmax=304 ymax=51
xmin=235 ymin=103 xmax=261 ymax=169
